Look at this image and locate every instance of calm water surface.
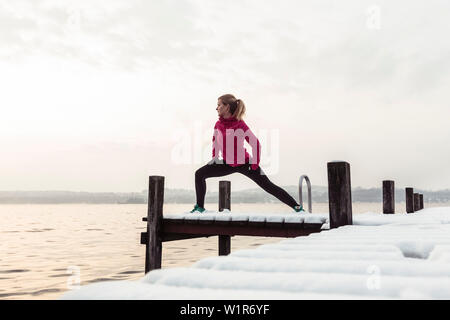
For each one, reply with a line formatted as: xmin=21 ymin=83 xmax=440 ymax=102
xmin=0 ymin=202 xmax=446 ymax=300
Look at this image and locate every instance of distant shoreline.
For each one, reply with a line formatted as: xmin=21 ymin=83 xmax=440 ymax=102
xmin=2 ymin=201 xmax=450 ymax=205
xmin=1 ymin=186 xmax=449 ymax=204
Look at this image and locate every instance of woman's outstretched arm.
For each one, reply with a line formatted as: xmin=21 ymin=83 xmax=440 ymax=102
xmin=241 ymin=121 xmax=261 ymax=170
xmin=211 ymin=121 xmax=222 ymax=160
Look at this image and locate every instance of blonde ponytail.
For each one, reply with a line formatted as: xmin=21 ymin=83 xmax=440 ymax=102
xmin=218 ymin=94 xmax=246 ymax=121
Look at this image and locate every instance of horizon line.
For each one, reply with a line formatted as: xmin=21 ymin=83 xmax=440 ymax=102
xmin=1 ymin=186 xmax=449 ymax=193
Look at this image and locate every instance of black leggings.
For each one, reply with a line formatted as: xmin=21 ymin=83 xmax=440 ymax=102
xmin=195 ymin=160 xmax=299 ymax=209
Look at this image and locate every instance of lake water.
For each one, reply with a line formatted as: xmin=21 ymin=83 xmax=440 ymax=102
xmin=1 ymin=202 xmax=447 ymax=300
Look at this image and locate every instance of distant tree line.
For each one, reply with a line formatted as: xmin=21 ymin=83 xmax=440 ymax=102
xmin=1 ymin=187 xmax=449 ymax=204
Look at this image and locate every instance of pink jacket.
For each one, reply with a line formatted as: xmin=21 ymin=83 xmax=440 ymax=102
xmin=212 ymin=116 xmax=261 ymax=170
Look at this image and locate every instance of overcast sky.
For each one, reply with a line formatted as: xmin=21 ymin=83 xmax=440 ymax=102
xmin=1 ymin=0 xmax=449 ymax=193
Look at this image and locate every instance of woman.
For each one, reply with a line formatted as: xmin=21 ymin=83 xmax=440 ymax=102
xmin=190 ymin=94 xmax=305 ymax=213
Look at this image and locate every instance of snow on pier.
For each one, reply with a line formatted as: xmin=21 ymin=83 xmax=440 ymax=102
xmin=61 ymin=207 xmax=450 ymax=300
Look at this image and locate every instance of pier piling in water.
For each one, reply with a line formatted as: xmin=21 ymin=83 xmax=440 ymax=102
xmin=218 ymin=181 xmax=231 ymax=256
xmin=144 ymin=176 xmax=164 ymax=273
xmin=405 ymin=188 xmax=414 ymax=213
xmin=327 ymin=161 xmax=353 ymax=229
xmin=383 ymin=180 xmax=395 ymax=214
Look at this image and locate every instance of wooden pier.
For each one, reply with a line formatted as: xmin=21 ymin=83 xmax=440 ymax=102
xmin=61 ymin=160 xmax=440 ymax=300
xmin=140 ymin=161 xmax=426 ymax=273
xmin=140 ymin=161 xmax=355 ymax=273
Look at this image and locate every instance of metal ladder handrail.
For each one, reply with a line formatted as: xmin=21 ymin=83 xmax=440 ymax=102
xmin=299 ymin=175 xmax=312 ymax=213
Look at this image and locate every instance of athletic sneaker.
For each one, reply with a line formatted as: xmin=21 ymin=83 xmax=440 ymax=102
xmin=294 ymin=205 xmax=305 ymax=213
xmin=190 ymin=204 xmax=206 ymax=213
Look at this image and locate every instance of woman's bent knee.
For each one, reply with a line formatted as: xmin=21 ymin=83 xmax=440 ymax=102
xmin=195 ymin=166 xmax=210 ymax=181
xmin=195 ymin=169 xmax=203 ymax=180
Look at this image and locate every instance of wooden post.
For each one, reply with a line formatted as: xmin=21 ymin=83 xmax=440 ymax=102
xmin=420 ymin=194 xmax=424 ymax=210
xmin=382 ymin=180 xmax=395 ymax=214
xmin=145 ymin=176 xmax=164 ymax=273
xmin=219 ymin=181 xmax=231 ymax=212
xmin=327 ymin=161 xmax=353 ymax=229
xmin=405 ymin=188 xmax=414 ymax=213
xmin=414 ymin=193 xmax=420 ymax=211
xmin=218 ymin=181 xmax=231 ymax=256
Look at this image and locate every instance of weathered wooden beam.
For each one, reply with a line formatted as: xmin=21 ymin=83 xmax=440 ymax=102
xmin=327 ymin=161 xmax=353 ymax=229
xmin=162 ymin=219 xmax=321 ymax=238
xmin=405 ymin=188 xmax=414 ymax=213
xmin=145 ymin=175 xmax=164 ymax=273
xmin=383 ymin=180 xmax=395 ymax=214
xmin=218 ymin=181 xmax=231 ymax=256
